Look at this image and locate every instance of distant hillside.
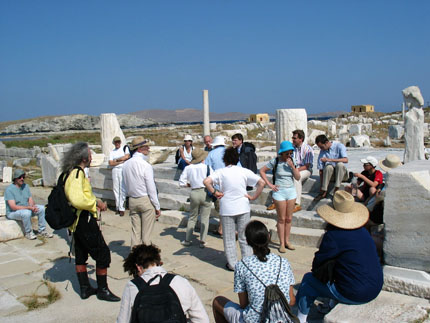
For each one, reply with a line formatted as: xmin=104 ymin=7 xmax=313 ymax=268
xmin=130 ymin=108 xmax=250 ymax=122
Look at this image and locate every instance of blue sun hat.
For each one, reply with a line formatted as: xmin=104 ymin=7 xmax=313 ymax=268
xmin=278 ymin=141 xmax=294 ymax=154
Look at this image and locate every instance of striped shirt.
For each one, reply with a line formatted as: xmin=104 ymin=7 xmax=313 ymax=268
xmin=293 ymin=143 xmax=314 ymax=171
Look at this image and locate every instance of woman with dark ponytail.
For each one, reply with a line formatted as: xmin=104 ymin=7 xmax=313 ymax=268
xmin=212 ymin=221 xmax=296 ymax=323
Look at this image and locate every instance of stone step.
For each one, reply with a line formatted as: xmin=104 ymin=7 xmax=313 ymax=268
xmin=157 ymin=210 xmax=324 ymax=248
xmin=323 ymin=290 xmax=430 ymax=323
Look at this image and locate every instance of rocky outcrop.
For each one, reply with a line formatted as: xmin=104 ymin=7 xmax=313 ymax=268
xmin=1 ymin=114 xmax=155 ymax=134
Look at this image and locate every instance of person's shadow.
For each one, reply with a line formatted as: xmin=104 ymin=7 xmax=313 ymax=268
xmin=108 ymin=240 xmax=130 ymax=259
xmin=43 ymin=256 xmax=96 ymax=297
xmin=160 ymin=226 xmax=228 ymax=271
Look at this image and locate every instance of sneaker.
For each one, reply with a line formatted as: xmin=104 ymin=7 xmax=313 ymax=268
xmin=293 ymin=204 xmax=302 ymax=213
xmin=266 ymin=203 xmax=276 ymax=210
xmin=181 ymin=240 xmax=192 ymax=247
xmin=38 ymin=230 xmax=53 ymax=238
xmin=199 ymin=241 xmax=206 ymax=249
xmin=25 ymin=232 xmax=37 ymax=240
xmin=119 ymin=211 xmax=125 ymax=217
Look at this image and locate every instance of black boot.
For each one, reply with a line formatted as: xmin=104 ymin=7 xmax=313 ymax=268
xmin=96 ymin=270 xmax=120 ymax=302
xmin=76 ymin=271 xmax=97 ymax=299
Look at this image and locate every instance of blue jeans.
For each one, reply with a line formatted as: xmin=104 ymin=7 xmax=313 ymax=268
xmin=296 ymin=272 xmax=365 ymax=315
xmin=177 ymin=159 xmax=189 ymax=171
xmin=6 ymin=205 xmax=47 ymax=234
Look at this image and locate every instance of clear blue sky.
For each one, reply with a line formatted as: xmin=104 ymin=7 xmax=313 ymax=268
xmin=1 ymin=0 xmax=429 ymax=121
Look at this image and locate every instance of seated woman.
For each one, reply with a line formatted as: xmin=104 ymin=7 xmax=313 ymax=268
xmin=295 ymin=191 xmax=383 ymax=323
xmin=212 ymin=220 xmax=296 ymax=323
xmin=117 ymin=244 xmax=209 ymax=323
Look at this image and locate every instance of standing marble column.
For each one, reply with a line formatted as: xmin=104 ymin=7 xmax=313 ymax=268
xmin=402 ymin=86 xmax=425 ymax=163
xmin=203 ymin=90 xmax=210 ymax=137
xmin=100 ymin=113 xmax=127 ymax=157
xmin=275 ymin=109 xmax=307 ymax=151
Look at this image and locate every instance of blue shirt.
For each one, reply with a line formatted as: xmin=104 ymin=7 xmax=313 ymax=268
xmin=205 ymin=146 xmax=226 ymax=171
xmin=4 ymin=183 xmax=31 ymax=215
xmin=312 ymin=226 xmax=383 ymax=302
xmin=234 ymin=253 xmax=295 ymax=323
xmin=317 ymin=141 xmax=348 ymax=170
xmin=265 ymin=157 xmax=297 ymax=188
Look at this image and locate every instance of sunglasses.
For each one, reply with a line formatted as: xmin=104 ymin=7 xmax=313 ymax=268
xmin=184 ymin=140 xmax=192 ymax=142
xmin=18 ymin=175 xmax=25 ymax=179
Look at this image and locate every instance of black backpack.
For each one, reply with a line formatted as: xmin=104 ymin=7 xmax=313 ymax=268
xmin=130 ymin=274 xmax=186 ymax=323
xmin=241 ymin=256 xmax=299 ymax=323
xmin=45 ymin=167 xmax=83 ymax=230
xmin=272 ymin=157 xmax=279 ymax=184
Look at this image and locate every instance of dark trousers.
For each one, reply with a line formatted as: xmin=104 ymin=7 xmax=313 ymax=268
xmin=74 ymin=212 xmax=111 ymax=268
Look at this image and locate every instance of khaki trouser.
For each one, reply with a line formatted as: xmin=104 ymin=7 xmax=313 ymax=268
xmin=186 ymin=188 xmax=212 ymax=242
xmin=294 ymin=169 xmax=312 ymax=205
xmin=129 ymin=196 xmax=156 ymax=247
xmin=321 ymin=162 xmax=348 ymax=191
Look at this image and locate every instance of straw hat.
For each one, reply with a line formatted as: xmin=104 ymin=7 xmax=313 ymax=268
xmin=191 ymin=149 xmax=208 ymax=164
xmin=379 ymin=154 xmax=402 ymax=172
xmin=112 ymin=136 xmax=121 ymax=144
xmin=212 ymin=136 xmax=226 ymax=147
xmin=131 ymin=136 xmax=150 ymax=150
xmin=317 ymin=190 xmax=369 ymax=229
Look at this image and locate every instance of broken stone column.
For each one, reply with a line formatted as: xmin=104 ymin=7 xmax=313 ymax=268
xmin=100 ymin=113 xmax=126 ymax=158
xmin=203 ymin=90 xmax=210 ymax=137
xmin=384 ymin=160 xmax=430 ymax=272
xmin=276 ymin=109 xmax=307 ymax=151
xmin=402 ymin=86 xmax=425 ymax=163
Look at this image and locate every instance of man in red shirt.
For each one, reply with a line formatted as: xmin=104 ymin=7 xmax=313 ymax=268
xmin=346 ymin=156 xmax=383 ymax=204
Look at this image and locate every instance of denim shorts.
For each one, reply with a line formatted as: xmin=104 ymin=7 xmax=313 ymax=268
xmin=272 ymin=186 xmax=297 ymax=201
xmin=223 ymin=301 xmax=244 ymax=323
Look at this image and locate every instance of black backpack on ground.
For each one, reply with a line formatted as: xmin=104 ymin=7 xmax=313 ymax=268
xmin=130 ymin=274 xmax=186 ymax=323
xmin=45 ymin=166 xmax=83 ymax=230
xmin=241 ymin=255 xmax=299 ymax=323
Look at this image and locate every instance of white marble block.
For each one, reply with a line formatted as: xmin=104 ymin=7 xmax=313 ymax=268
xmin=0 ymin=196 xmax=6 ymax=216
xmin=0 ymin=219 xmax=24 ymax=241
xmin=389 ymin=125 xmax=404 ymax=140
xmin=327 ymin=120 xmax=336 ymax=136
xmin=307 ymin=129 xmax=325 ymax=146
xmin=40 ymin=155 xmax=60 ymax=187
xmin=339 ymin=133 xmax=350 ymax=146
xmin=349 ymin=124 xmax=362 ymax=135
xmin=100 ymin=113 xmax=127 ymax=158
xmin=350 ymin=135 xmax=371 ymax=148
xmin=2 ymin=167 xmax=12 ymax=183
xmin=276 ymin=109 xmax=307 ymax=151
xmin=384 ymin=161 xmax=430 ymax=272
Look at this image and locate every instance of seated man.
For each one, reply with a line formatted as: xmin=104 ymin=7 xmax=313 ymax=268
xmin=315 ymin=135 xmax=348 ymax=200
xmin=5 ymin=169 xmax=53 ymax=240
xmin=345 ymin=156 xmax=383 ymax=204
xmin=117 ymin=244 xmax=209 ymax=323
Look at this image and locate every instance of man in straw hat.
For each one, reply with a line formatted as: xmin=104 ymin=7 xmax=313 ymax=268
xmin=295 ymin=190 xmax=383 ymax=322
xmin=108 ymin=136 xmax=130 ymax=216
xmin=122 ymin=137 xmax=161 ymax=247
xmin=5 ymin=169 xmax=53 ymax=240
xmin=179 ymin=148 xmax=213 ymax=248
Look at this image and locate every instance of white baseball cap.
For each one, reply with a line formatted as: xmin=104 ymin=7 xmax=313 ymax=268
xmin=360 ymin=156 xmax=378 ymax=167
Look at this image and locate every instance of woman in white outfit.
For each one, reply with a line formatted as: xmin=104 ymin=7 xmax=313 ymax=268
xmin=204 ymin=147 xmax=265 ymax=271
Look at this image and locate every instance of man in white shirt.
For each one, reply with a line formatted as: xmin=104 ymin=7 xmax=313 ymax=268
xmin=122 ymin=137 xmax=161 ymax=247
xmin=179 ymin=149 xmax=212 ymax=248
xmin=109 ymin=136 xmax=130 ymax=216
